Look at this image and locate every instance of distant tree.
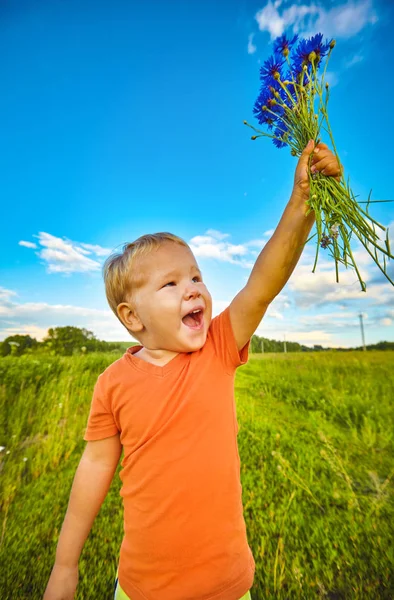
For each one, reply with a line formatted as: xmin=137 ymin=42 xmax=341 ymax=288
xmin=42 ymin=326 xmax=125 ymax=355
xmin=251 ymin=334 xmax=308 ymax=353
xmin=43 ymin=326 xmax=97 ymax=356
xmin=0 ymin=334 xmax=38 ymax=357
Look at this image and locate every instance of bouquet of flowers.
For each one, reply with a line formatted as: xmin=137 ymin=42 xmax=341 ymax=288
xmin=244 ymin=33 xmax=393 ymax=291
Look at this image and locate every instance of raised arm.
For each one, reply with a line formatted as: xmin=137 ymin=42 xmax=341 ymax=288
xmin=43 ymin=434 xmax=122 ymax=600
xmin=229 ymin=141 xmax=341 ymax=351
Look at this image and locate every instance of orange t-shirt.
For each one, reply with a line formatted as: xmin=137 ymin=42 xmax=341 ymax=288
xmin=84 ymin=306 xmax=255 ymax=600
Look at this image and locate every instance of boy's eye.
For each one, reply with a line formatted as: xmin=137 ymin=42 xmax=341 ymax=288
xmin=163 ymin=276 xmax=201 ymax=288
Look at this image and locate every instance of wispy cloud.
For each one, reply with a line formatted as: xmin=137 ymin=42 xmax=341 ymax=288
xmin=254 ymin=0 xmax=378 ymax=40
xmin=19 ymin=240 xmax=37 ymax=249
xmin=189 ymin=229 xmax=255 ymax=268
xmin=288 ymin=240 xmax=393 ymax=310
xmin=20 ymin=232 xmax=112 ymax=274
xmin=343 ymin=53 xmax=364 ymax=68
xmin=263 ymin=229 xmax=275 ymax=237
xmin=247 ymin=33 xmax=257 ymax=54
xmin=79 ymin=243 xmax=112 ymax=257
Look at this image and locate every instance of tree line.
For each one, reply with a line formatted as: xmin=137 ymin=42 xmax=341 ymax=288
xmin=0 ymin=327 xmax=126 ymax=357
xmin=1 ymin=327 xmax=393 ymax=358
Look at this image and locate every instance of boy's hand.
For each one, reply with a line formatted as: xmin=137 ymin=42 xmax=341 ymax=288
xmin=43 ymin=564 xmax=78 ymax=600
xmin=293 ymin=139 xmax=342 ymax=200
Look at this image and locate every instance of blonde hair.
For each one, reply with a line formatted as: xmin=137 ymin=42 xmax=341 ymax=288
xmin=103 ymin=232 xmax=189 ymax=332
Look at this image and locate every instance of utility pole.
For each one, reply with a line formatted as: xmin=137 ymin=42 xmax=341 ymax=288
xmin=359 ymin=313 xmax=367 ymax=351
xmin=260 ymin=338 xmax=264 ymax=353
xmin=284 ymin=334 xmax=287 ymax=353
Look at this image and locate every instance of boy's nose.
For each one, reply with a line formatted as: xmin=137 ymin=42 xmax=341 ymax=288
xmin=184 ymin=285 xmax=200 ymax=299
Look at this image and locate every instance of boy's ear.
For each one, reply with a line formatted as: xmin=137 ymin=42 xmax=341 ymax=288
xmin=117 ymin=302 xmax=144 ymax=333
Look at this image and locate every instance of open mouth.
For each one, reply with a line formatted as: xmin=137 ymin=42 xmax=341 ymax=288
xmin=182 ymin=309 xmax=204 ymax=330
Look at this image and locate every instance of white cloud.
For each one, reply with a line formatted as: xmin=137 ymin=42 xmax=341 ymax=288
xmin=254 ymin=0 xmax=378 ymax=40
xmin=205 ymin=229 xmax=231 ymax=241
xmin=245 ymin=238 xmax=267 ymax=247
xmin=0 ymin=286 xmax=132 ymax=342
xmin=255 ymin=321 xmax=334 ymax=346
xmin=288 ymin=239 xmax=394 ymax=309
xmin=285 ymin=329 xmax=333 ymax=344
xmin=263 ymin=229 xmax=275 ymax=237
xmin=37 ymin=232 xmax=101 ymax=274
xmin=189 ymin=230 xmax=255 ymax=268
xmin=21 ymin=232 xmax=112 ymax=274
xmin=298 ymin=311 xmax=357 ymax=326
xmin=255 ymin=1 xmax=285 ymax=38
xmin=19 ymin=241 xmax=37 ymax=249
xmin=344 ymin=54 xmax=364 ymax=68
xmin=380 ymin=318 xmax=392 ymax=327
xmin=80 ymin=243 xmax=112 ymax=257
xmin=266 ymin=307 xmax=284 ymax=320
xmin=0 ymin=287 xmax=18 ymax=302
xmin=314 ymin=0 xmax=378 ymax=39
xmin=248 ymin=33 xmax=257 ymax=54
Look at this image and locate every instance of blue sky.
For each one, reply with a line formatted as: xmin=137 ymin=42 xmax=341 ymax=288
xmin=1 ymin=0 xmax=394 ymax=347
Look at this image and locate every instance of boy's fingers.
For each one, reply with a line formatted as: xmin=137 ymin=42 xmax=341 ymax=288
xmin=311 ymin=157 xmax=340 ymax=175
xmin=313 ymin=143 xmax=328 ymax=155
xmin=311 ymin=156 xmax=332 ymax=171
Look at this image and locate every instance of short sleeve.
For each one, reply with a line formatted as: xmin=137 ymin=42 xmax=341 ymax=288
xmin=83 ymin=374 xmax=120 ymax=441
xmin=208 ymin=306 xmax=250 ymax=375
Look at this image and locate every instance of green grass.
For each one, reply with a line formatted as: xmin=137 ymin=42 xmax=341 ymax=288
xmin=1 ymin=352 xmax=393 ymax=599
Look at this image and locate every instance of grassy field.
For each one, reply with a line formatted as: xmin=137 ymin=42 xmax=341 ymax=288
xmin=0 ymin=351 xmax=393 ymax=599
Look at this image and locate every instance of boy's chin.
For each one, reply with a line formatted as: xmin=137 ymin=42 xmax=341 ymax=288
xmin=180 ymin=332 xmax=207 ymax=352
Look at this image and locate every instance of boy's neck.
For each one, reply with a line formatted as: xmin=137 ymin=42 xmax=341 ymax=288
xmin=133 ymin=347 xmax=180 ymax=367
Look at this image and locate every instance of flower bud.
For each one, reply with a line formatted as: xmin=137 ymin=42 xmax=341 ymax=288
xmin=262 ymin=105 xmax=267 ymax=111
xmin=251 ymin=135 xmax=257 ymax=140
xmin=274 ymin=91 xmax=280 ymax=98
xmin=243 ymin=120 xmax=247 ymax=124
xmin=308 ymin=51 xmax=317 ymax=62
xmin=329 ymin=39 xmax=336 ymax=49
xmin=312 ymin=194 xmax=317 ymax=200
xmin=283 ymin=47 xmax=289 ymax=58
xmin=325 ymin=82 xmax=329 ymax=89
xmin=273 ymin=71 xmax=281 ymax=80
xmin=291 ymin=149 xmax=297 ymax=156
xmin=303 ymin=65 xmax=308 ymax=71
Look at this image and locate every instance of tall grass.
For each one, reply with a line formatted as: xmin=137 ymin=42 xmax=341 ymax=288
xmin=1 ymin=352 xmax=393 ymax=599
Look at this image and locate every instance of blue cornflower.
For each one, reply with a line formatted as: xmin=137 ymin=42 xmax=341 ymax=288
xmin=292 ymin=38 xmax=313 ymax=77
xmin=253 ymin=86 xmax=285 ymax=128
xmin=278 ymin=71 xmax=297 ymax=106
xmin=253 ymin=102 xmax=276 ymax=128
xmin=292 ymin=33 xmax=331 ymax=76
xmin=272 ymin=124 xmax=291 ymax=149
xmin=307 ymin=33 xmax=331 ymax=67
xmin=260 ymin=53 xmax=285 ymax=85
xmin=273 ymin=33 xmax=298 ymax=57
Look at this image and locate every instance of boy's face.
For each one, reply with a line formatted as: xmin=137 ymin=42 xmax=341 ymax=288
xmin=123 ymin=242 xmax=212 ymax=353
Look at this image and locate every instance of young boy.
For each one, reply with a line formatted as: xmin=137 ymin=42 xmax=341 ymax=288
xmin=43 ymin=140 xmax=340 ymax=600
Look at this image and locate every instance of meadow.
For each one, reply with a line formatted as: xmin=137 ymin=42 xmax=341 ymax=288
xmin=0 ymin=351 xmax=393 ymax=599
